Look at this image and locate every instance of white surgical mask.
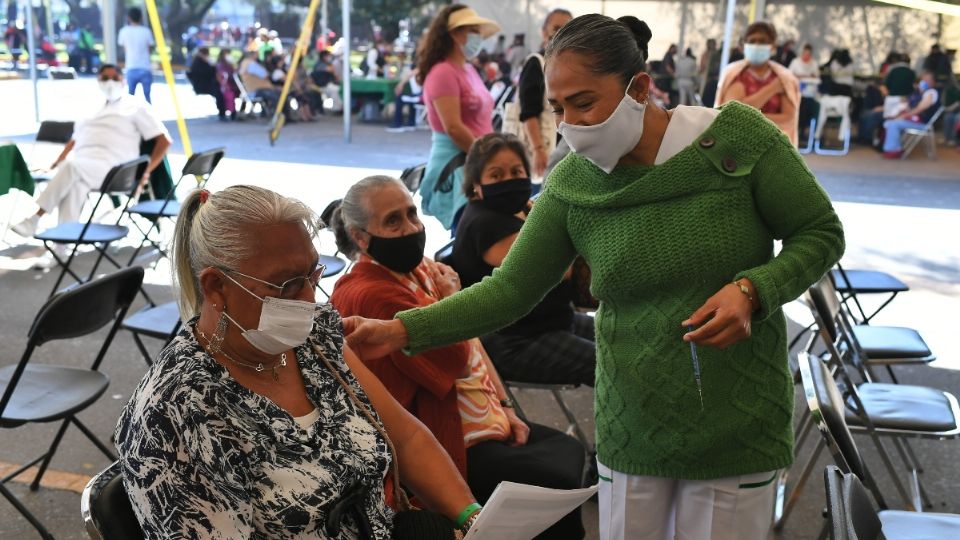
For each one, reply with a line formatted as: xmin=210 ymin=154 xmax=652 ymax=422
xmin=98 ymin=79 xmax=125 ymax=101
xmin=222 ymin=274 xmax=317 ymax=355
xmin=461 ymin=32 xmax=484 ymax=60
xmin=744 ymin=44 xmax=772 ymax=66
xmin=557 ymin=77 xmax=647 ymax=174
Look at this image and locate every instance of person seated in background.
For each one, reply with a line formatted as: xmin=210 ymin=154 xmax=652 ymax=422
xmin=856 ymin=80 xmax=886 ymax=146
xmin=238 ymin=50 xmax=281 ymax=113
xmin=329 ymin=175 xmax=586 ymax=540
xmin=717 ymin=21 xmax=800 ymax=145
xmin=117 ymin=185 xmax=480 ymax=539
xmin=788 ymin=44 xmax=820 ymax=140
xmin=215 ymin=49 xmax=240 ymax=121
xmin=187 ymin=47 xmax=229 ymax=121
xmin=452 ymin=133 xmax=595 ymax=388
xmin=386 ymin=66 xmax=422 ymax=133
xmin=881 ymin=70 xmax=940 ymax=159
xmin=10 ymin=64 xmax=171 ymax=238
xmin=266 ymin=54 xmax=314 ymax=122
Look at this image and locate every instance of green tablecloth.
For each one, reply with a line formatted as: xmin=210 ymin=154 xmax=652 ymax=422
xmin=0 ymin=144 xmax=34 ymax=197
xmin=348 ymin=78 xmax=399 ymax=106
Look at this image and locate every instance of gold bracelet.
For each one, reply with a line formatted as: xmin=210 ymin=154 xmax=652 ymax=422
xmin=732 ymin=279 xmax=754 ymax=304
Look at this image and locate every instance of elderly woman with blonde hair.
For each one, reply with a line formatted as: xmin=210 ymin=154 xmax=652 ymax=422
xmin=114 ymin=185 xmax=480 ymax=539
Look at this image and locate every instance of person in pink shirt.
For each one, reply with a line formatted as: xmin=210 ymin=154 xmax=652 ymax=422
xmin=415 ymin=5 xmax=499 ymax=232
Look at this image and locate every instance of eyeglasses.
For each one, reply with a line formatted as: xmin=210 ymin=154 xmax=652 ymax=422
xmin=225 ymin=261 xmax=326 ymax=299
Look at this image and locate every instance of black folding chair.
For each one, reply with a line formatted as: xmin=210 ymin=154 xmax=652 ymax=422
xmin=29 ymin=120 xmax=75 ymax=185
xmin=121 ymin=301 xmax=182 ymax=366
xmin=807 ymin=275 xmax=934 ymax=384
xmin=433 ymin=240 xmax=454 ymax=266
xmin=316 ymin=198 xmax=350 ymax=300
xmin=777 ymin=352 xmax=960 ymax=529
xmin=33 ymin=156 xmax=149 ymax=298
xmin=81 ymin=460 xmax=145 ymax=540
xmin=399 ymin=163 xmax=426 ymax=193
xmin=832 ymin=262 xmax=910 ymax=324
xmin=824 ymin=465 xmax=960 ymax=540
xmin=0 ymin=267 xmax=144 ymax=540
xmin=125 ymin=147 xmax=225 ymax=268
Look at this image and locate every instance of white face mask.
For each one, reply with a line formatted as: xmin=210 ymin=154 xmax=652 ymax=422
xmin=557 ymin=77 xmax=647 ymax=174
xmin=98 ymin=79 xmax=125 ymax=101
xmin=744 ymin=44 xmax=772 ymax=66
xmin=461 ymin=32 xmax=484 ymax=60
xmin=222 ymin=274 xmax=317 ymax=355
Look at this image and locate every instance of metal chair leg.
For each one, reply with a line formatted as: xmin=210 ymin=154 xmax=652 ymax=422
xmin=0 ymin=482 xmax=55 ymax=540
xmin=869 ymin=433 xmax=916 ymax=510
xmin=132 ymin=332 xmax=155 ymax=366
xmin=71 ymin=417 xmax=118 ymax=461
xmin=29 ymin=418 xmax=72 ymax=490
xmin=551 ymin=388 xmax=592 ymax=452
xmin=890 ymin=437 xmax=932 ymax=509
xmin=774 ymin=437 xmax=825 ymax=530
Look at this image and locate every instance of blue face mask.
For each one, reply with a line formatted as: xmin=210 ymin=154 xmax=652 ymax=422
xmin=744 ymin=44 xmax=772 ymax=66
xmin=918 ymin=80 xmax=930 ymax=91
xmin=461 ymin=32 xmax=484 ymax=60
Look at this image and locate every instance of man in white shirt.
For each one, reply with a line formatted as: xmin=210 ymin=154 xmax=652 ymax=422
xmin=118 ymin=7 xmax=155 ymax=102
xmin=11 ymin=64 xmax=172 ymax=237
xmin=788 ymin=44 xmax=820 ymax=94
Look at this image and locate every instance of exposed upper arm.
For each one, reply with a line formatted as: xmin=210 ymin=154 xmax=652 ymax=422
xmin=432 ymin=95 xmax=465 ymax=133
xmin=343 ymin=344 xmax=424 ymax=448
xmin=722 ymin=81 xmax=746 ymax=104
xmin=482 ymin=232 xmax=518 ymax=267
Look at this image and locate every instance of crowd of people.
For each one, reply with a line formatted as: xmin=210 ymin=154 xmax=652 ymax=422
xmin=4 ymin=4 xmax=958 ymax=540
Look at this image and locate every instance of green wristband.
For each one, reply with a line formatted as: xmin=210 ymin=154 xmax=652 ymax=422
xmin=456 ymin=503 xmax=482 ymax=528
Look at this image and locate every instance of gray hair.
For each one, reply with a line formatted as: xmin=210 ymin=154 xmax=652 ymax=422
xmin=171 ymin=185 xmax=324 ymax=321
xmin=545 ymin=14 xmax=652 ymax=86
xmin=330 ymin=175 xmax=404 ymax=259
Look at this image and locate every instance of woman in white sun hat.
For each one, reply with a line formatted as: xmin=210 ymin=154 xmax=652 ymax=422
xmin=415 ymin=4 xmax=500 ymax=234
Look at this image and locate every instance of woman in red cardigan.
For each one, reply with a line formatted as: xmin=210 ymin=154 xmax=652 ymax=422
xmin=329 ymin=175 xmax=586 ymax=540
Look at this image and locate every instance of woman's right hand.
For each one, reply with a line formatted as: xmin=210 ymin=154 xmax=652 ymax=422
xmin=532 ymin=147 xmax=548 ymax=178
xmin=342 ymin=317 xmax=410 ymax=359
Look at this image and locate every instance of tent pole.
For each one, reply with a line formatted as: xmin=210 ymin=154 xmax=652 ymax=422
xmin=26 ymin=0 xmax=39 ymax=122
xmin=102 ymin=0 xmax=117 ymax=63
xmin=719 ymin=0 xmax=737 ymax=78
xmin=343 ymin=0 xmax=352 ymax=143
xmin=861 ymin=7 xmax=878 ymax=74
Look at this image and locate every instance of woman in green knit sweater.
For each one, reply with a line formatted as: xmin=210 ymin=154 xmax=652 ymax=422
xmin=345 ymin=14 xmax=844 ymax=539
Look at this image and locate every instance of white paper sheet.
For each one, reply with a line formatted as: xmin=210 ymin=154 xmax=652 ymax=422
xmin=463 ymin=482 xmax=598 ymax=540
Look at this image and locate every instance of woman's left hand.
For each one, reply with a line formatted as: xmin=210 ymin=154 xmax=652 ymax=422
xmin=682 ymin=280 xmax=757 ymax=349
xmin=505 ymin=409 xmax=529 ymax=447
xmin=431 ymin=262 xmax=461 ymax=298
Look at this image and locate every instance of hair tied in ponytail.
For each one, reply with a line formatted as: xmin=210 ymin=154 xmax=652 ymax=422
xmin=199 ymin=189 xmax=210 ymax=204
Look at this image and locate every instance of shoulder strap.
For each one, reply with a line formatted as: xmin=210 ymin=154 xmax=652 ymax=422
xmin=433 ymin=152 xmax=466 ymax=193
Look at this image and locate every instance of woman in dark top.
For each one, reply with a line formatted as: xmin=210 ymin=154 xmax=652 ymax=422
xmin=452 ymin=133 xmax=595 ymax=387
xmin=516 ymin=8 xmax=573 ymax=178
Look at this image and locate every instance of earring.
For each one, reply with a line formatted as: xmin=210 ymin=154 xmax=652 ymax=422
xmin=208 ymin=309 xmax=228 ymax=355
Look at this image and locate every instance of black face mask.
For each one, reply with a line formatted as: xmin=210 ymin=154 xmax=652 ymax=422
xmin=479 ymin=178 xmax=532 ymax=215
xmin=364 ymin=228 xmax=426 ymax=274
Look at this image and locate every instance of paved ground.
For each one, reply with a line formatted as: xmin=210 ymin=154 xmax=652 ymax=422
xmin=1 ymin=77 xmax=959 ymax=539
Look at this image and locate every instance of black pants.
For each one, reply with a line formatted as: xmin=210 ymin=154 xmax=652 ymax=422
xmin=467 ymin=423 xmax=586 ymax=540
xmin=480 ymin=313 xmax=596 ymax=386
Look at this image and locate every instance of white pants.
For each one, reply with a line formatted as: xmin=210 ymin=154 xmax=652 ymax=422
xmin=36 ymin=158 xmax=104 ymax=224
xmin=597 ymin=462 xmax=777 ymax=540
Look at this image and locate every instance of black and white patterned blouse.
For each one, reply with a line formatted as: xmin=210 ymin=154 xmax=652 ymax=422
xmin=114 ymin=304 xmax=393 ymax=539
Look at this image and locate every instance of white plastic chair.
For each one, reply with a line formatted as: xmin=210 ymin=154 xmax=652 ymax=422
xmin=815 ymin=95 xmax=852 ymax=156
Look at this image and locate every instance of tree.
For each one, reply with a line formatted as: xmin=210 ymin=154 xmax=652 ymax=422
xmin=158 ymin=0 xmax=219 ymax=65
